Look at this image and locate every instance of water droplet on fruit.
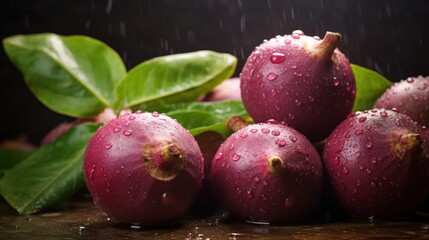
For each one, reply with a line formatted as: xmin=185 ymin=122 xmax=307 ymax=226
xmin=289 ymin=135 xmax=298 ymax=142
xmin=292 ymin=30 xmax=304 ymax=35
xmin=215 ymin=153 xmax=223 ymax=160
xmin=359 ymin=116 xmax=367 ymax=122
xmin=240 ymin=132 xmax=248 ymax=138
xmin=89 ymin=165 xmax=96 ymax=179
xmin=291 ymin=33 xmax=300 ymax=39
xmin=151 ymin=112 xmax=159 ymax=117
xmin=284 ymin=38 xmax=291 ymax=44
xmin=288 ymin=113 xmax=296 ymax=120
xmin=284 ymin=197 xmax=295 ymax=208
xmin=370 ymin=181 xmax=377 ymax=188
xmin=113 ymin=126 xmax=121 ymax=133
xmin=250 ymin=128 xmax=258 ymax=133
xmin=123 ymin=130 xmax=133 ymax=136
xmin=246 ymin=190 xmax=253 ymax=199
xmin=356 ymin=179 xmax=361 ymax=187
xmin=313 ymin=36 xmax=321 ymax=40
xmin=232 ymin=153 xmax=241 ymax=161
xmin=266 ymin=72 xmax=278 ymax=81
xmin=342 ymin=166 xmax=349 ymax=174
xmin=333 ymin=79 xmax=340 ymax=86
xmin=105 ymin=144 xmax=112 ymax=149
xmin=355 ymin=151 xmax=361 ymax=158
xmin=276 ymin=139 xmax=287 ymax=147
xmin=254 ymin=176 xmax=260 ymax=182
xmin=294 ymin=99 xmax=302 ymax=106
xmin=407 ymin=77 xmax=414 ymax=83
xmin=270 ymin=52 xmax=286 ymax=64
xmin=359 ymin=165 xmax=364 ymax=171
xmin=261 ymin=128 xmax=270 ymax=133
xmin=366 ymin=168 xmax=372 ymax=175
xmin=291 ymin=65 xmax=298 ymax=69
xmin=333 ymin=156 xmax=340 ymax=165
xmin=365 ymin=142 xmax=373 ymax=149
xmin=272 ymin=130 xmax=280 ymax=136
xmin=355 ymin=129 xmax=363 ymax=135
xmin=128 ymin=115 xmax=136 ymax=120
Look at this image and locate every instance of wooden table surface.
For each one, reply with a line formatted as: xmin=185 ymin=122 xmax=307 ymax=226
xmin=2 ymin=199 xmax=429 ymax=240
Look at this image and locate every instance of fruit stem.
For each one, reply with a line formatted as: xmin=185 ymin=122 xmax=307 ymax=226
xmin=316 ymin=32 xmax=342 ymax=59
xmin=393 ymin=133 xmax=423 ymax=164
xmin=267 ymin=156 xmax=285 ymax=173
xmin=227 ymin=116 xmax=248 ymax=133
xmin=143 ymin=142 xmax=185 ymax=181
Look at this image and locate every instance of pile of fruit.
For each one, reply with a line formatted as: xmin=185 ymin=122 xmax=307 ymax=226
xmin=1 ymin=30 xmax=428 ymax=228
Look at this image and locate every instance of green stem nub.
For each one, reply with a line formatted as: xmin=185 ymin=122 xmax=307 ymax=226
xmin=143 ymin=142 xmax=185 ymax=181
xmin=316 ymin=31 xmax=342 ymax=58
xmin=267 ymin=156 xmax=285 ymax=173
xmin=393 ymin=133 xmax=423 ymax=164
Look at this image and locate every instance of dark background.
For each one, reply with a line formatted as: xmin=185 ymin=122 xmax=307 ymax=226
xmin=1 ymin=0 xmax=428 ymax=144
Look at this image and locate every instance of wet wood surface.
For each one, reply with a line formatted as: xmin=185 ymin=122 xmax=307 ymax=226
xmin=2 ymin=200 xmax=429 ymax=240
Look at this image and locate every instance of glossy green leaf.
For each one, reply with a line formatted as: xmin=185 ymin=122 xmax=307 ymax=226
xmin=116 ymin=51 xmax=237 ymax=110
xmin=156 ymin=100 xmax=249 ymax=137
xmin=3 ymin=33 xmax=127 ymax=117
xmin=351 ymin=64 xmax=393 ymax=112
xmin=0 ymin=150 xmax=31 ymax=179
xmin=0 ymin=123 xmax=100 ymax=215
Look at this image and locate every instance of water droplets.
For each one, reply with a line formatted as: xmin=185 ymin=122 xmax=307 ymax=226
xmin=232 ymin=153 xmax=241 ymax=161
xmin=365 ymin=142 xmax=373 ymax=149
xmin=261 ymin=128 xmax=270 ymax=134
xmin=215 ymin=152 xmax=223 ymax=160
xmin=151 ymin=112 xmax=159 ymax=117
xmin=276 ymin=139 xmax=287 ymax=147
xmin=342 ymin=166 xmax=349 ymax=175
xmin=289 ymin=135 xmax=298 ymax=142
xmin=270 ymin=52 xmax=286 ymax=64
xmin=267 ymin=72 xmax=278 ymax=81
xmin=271 ymin=130 xmax=280 ymax=136
xmin=123 ymin=130 xmax=133 ymax=136
xmin=113 ymin=126 xmax=121 ymax=133
xmin=105 ymin=143 xmax=112 ymax=149
xmin=128 ymin=115 xmax=136 ymax=120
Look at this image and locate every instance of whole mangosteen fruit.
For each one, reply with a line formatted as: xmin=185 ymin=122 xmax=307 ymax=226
xmin=374 ymin=75 xmax=429 ymax=127
xmin=210 ymin=121 xmax=323 ymax=224
xmin=83 ymin=111 xmax=204 ymax=227
xmin=323 ymin=109 xmax=429 ymax=218
xmin=240 ymin=30 xmax=356 ymax=142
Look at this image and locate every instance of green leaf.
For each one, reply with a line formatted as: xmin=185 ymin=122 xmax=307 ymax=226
xmin=0 ymin=149 xmax=31 ymax=179
xmin=156 ymin=100 xmax=249 ymax=137
xmin=0 ymin=123 xmax=100 ymax=215
xmin=116 ymin=51 xmax=237 ymax=110
xmin=351 ymin=64 xmax=393 ymax=112
xmin=3 ymin=33 xmax=127 ymax=117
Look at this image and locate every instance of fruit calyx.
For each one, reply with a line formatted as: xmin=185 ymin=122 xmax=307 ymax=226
xmin=143 ymin=141 xmax=186 ymax=181
xmin=391 ymin=132 xmax=423 ymax=164
xmin=267 ymin=156 xmax=285 ymax=173
xmin=227 ymin=116 xmax=249 ymax=133
xmin=314 ymin=31 xmax=342 ymax=59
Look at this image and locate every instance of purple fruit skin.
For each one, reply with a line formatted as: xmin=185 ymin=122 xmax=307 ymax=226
xmin=83 ymin=111 xmax=204 ymax=226
xmin=323 ymin=109 xmax=429 ymax=218
xmin=374 ymin=76 xmax=429 ymax=127
xmin=240 ymin=31 xmax=356 ymax=142
xmin=210 ymin=122 xmax=323 ymax=223
xmin=201 ymin=78 xmax=241 ymax=102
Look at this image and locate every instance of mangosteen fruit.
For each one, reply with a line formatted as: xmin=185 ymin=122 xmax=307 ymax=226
xmin=374 ymin=75 xmax=429 ymax=127
xmin=210 ymin=121 xmax=323 ymax=224
xmin=200 ymin=78 xmax=241 ymax=102
xmin=240 ymin=30 xmax=356 ymax=142
xmin=83 ymin=111 xmax=204 ymax=227
xmin=323 ymin=109 xmax=429 ymax=219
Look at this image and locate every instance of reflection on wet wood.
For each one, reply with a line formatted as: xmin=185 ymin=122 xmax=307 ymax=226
xmin=1 ymin=201 xmax=429 ymax=239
